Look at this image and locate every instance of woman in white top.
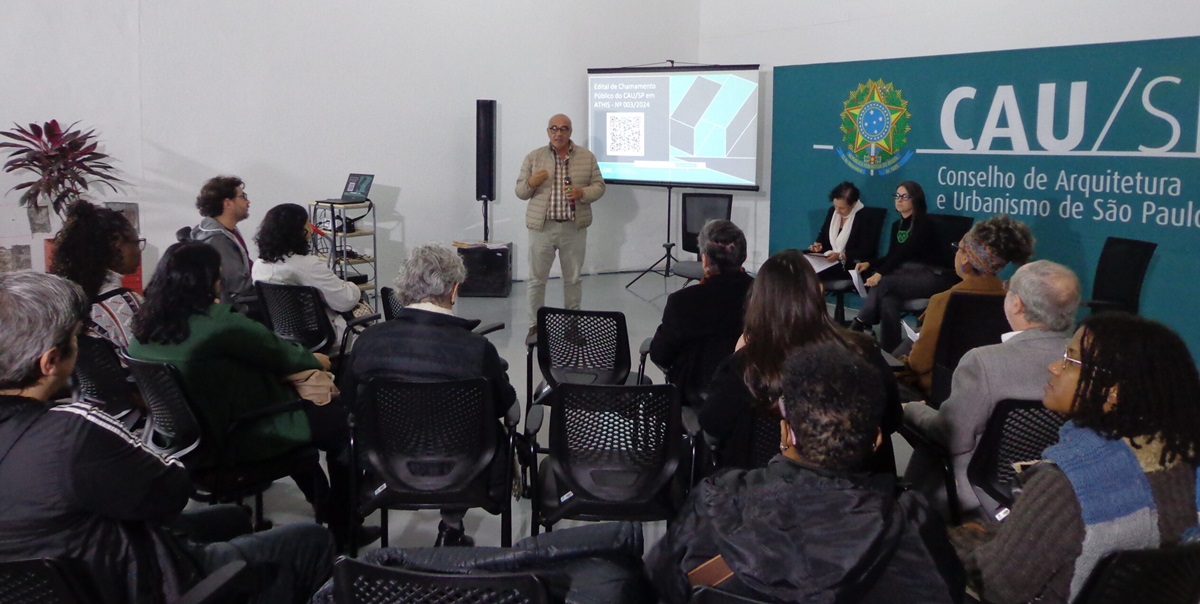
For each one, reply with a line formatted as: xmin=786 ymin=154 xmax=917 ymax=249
xmin=252 ymin=203 xmax=362 ymax=344
xmin=809 ymin=181 xmax=874 ymax=283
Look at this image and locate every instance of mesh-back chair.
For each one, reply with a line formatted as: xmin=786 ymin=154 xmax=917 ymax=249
xmin=928 ymin=293 xmax=1010 ymax=407
xmin=72 ymin=335 xmax=139 ymax=424
xmin=255 ymin=282 xmax=378 ymax=362
xmin=531 ymin=307 xmax=632 ymax=411
xmin=120 ymin=352 xmax=319 ymax=530
xmin=379 ymin=286 xmax=404 ymax=321
xmin=824 ymin=207 xmax=889 ymax=323
xmin=1072 ymin=544 xmax=1200 ymax=604
xmin=898 ymin=213 xmax=976 ymax=317
xmin=333 ymin=557 xmax=549 ymax=604
xmin=1085 ymin=236 xmax=1157 ymax=315
xmin=523 ymin=383 xmax=687 ymax=535
xmin=349 ymin=378 xmax=515 ymax=551
xmin=966 ymin=399 xmax=1066 ymax=517
xmin=0 ymin=557 xmax=257 ymax=604
xmin=674 ymin=193 xmax=734 ymax=283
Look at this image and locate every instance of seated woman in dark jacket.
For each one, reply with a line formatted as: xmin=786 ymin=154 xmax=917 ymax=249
xmin=809 ymin=181 xmax=875 ymax=283
xmin=699 ymin=249 xmax=900 ymax=472
xmin=340 ymin=243 xmax=518 ymax=548
xmin=649 ymin=343 xmax=964 ymax=604
xmin=851 ymin=180 xmax=958 ymax=352
xmin=952 ymin=314 xmax=1200 ymax=604
xmin=649 ymin=219 xmax=753 ymax=408
xmin=127 ymin=242 xmax=358 ymax=547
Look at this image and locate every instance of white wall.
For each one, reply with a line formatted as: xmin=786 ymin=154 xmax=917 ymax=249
xmin=4 ymin=1 xmax=1197 ymax=277
xmin=697 ymin=0 xmax=1200 ymax=257
xmin=1 ymin=1 xmax=701 ymax=280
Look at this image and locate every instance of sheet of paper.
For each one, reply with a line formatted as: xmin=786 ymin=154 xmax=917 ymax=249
xmin=803 ymin=253 xmax=839 ymax=274
xmin=848 ymin=269 xmax=868 ymax=298
xmin=902 ymin=320 xmax=920 ymax=342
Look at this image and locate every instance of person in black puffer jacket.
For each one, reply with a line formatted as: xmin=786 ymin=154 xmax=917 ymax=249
xmin=647 ymin=342 xmax=965 ymax=604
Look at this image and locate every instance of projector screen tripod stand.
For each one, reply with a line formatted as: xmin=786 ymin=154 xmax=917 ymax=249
xmin=626 ymin=185 xmax=680 ymax=288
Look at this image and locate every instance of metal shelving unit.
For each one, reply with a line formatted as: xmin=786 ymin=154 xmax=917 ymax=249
xmin=309 ymin=200 xmax=378 ymax=311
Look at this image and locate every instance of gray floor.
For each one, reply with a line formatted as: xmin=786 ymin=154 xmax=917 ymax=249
xmin=249 ymin=271 xmax=913 ymax=553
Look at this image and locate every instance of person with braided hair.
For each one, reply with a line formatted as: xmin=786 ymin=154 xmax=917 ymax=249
xmin=50 ymin=200 xmax=144 ymax=351
xmin=896 ymin=214 xmax=1035 ymax=395
xmin=953 ymin=313 xmax=1200 ymax=604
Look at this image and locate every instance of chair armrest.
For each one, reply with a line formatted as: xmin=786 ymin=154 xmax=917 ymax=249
xmin=472 ymin=321 xmax=505 ymax=336
xmin=175 ymin=560 xmax=259 ymax=604
xmin=681 ymin=406 xmax=701 ymax=436
xmin=524 ymin=404 xmax=546 ymax=438
xmin=638 ymin=337 xmax=653 ymax=384
xmin=345 ymin=313 xmax=381 ymax=331
xmin=897 ymin=422 xmax=950 ymax=459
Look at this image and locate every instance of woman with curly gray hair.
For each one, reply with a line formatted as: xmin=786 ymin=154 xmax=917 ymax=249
xmin=897 ymin=214 xmax=1035 ymax=395
xmin=341 ymin=243 xmax=517 ymax=548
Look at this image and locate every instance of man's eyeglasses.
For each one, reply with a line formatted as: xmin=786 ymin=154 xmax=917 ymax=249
xmin=547 ymin=126 xmax=572 ymax=133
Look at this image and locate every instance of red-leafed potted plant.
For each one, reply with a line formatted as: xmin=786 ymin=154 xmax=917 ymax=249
xmin=1 ymin=120 xmax=124 ymax=232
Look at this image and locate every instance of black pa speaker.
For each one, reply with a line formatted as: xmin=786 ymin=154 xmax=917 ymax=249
xmin=476 ymin=100 xmax=497 ymax=202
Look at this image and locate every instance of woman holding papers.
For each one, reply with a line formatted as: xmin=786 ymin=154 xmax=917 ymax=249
xmin=849 ymin=181 xmax=953 ymax=352
xmin=896 ymin=214 xmax=1034 ymax=395
xmin=808 ymin=181 xmax=873 ymax=283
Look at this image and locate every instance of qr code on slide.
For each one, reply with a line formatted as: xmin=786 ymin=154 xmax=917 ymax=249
xmin=606 ymin=112 xmax=645 ymax=157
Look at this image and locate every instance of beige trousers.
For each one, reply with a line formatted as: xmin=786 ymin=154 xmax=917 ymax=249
xmin=528 ymin=220 xmax=586 ymax=327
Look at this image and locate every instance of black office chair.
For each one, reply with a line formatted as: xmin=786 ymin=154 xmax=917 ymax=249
xmin=823 ymin=206 xmax=889 ymax=323
xmin=1084 ymin=236 xmax=1157 ymax=315
xmin=348 ymin=378 xmax=516 ymax=553
xmin=928 ymin=293 xmax=1010 ymax=407
xmin=966 ymin=399 xmax=1066 ymax=516
xmin=1072 ymin=544 xmax=1200 ymax=604
xmin=71 ymin=335 xmax=140 ymax=426
xmin=121 ymin=352 xmax=321 ymax=530
xmin=527 ymin=307 xmax=633 ymax=413
xmin=255 ymin=282 xmax=379 ymax=364
xmin=332 ymin=557 xmax=550 ymax=604
xmin=0 ymin=557 xmax=258 ymax=604
xmin=674 ymin=193 xmax=735 ymax=283
xmin=898 ymin=213 xmax=976 ymax=317
xmin=378 ymin=286 xmax=404 ymax=321
xmin=522 ymin=383 xmax=688 ymax=536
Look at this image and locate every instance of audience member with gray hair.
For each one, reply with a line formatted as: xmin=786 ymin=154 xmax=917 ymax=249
xmin=0 ymin=272 xmax=334 ymax=603
xmin=342 ymin=243 xmax=517 ymax=548
xmin=903 ymin=259 xmax=1081 ymax=519
xmin=649 ymin=219 xmax=754 ymax=407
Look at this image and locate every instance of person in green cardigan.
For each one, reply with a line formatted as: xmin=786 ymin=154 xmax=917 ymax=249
xmin=128 ymin=242 xmax=361 ymax=548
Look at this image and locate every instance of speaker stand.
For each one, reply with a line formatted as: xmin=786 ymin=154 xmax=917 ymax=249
xmin=626 ymin=186 xmax=681 ymax=288
xmin=480 ymin=196 xmax=491 ymax=241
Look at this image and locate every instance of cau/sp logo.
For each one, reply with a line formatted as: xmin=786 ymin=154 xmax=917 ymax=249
xmin=838 ymin=79 xmax=914 ymax=176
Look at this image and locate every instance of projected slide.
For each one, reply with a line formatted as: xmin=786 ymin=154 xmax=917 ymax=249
xmin=587 ymin=65 xmax=760 ymax=190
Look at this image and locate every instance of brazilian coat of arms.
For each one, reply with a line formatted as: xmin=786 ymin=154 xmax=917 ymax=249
xmin=837 ymin=79 xmax=914 ymax=176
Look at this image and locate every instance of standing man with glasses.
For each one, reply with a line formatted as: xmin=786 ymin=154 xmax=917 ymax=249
xmin=515 ymin=114 xmax=606 ymax=339
xmin=901 ymin=260 xmax=1080 ymax=520
xmin=190 ymin=175 xmax=255 ymax=306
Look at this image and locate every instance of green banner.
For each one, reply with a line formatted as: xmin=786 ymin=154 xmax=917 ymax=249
xmin=772 ymin=36 xmax=1200 ymax=351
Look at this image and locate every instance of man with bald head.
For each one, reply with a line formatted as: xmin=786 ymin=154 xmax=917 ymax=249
xmin=902 ymin=259 xmax=1081 ymax=520
xmin=515 ymin=114 xmax=606 ymax=338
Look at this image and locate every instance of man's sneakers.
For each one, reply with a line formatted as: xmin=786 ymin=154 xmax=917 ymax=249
xmin=434 ymin=521 xmax=475 ymax=547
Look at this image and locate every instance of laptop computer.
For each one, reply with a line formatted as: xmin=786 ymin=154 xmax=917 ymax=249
xmin=320 ymin=173 xmax=374 ymax=204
